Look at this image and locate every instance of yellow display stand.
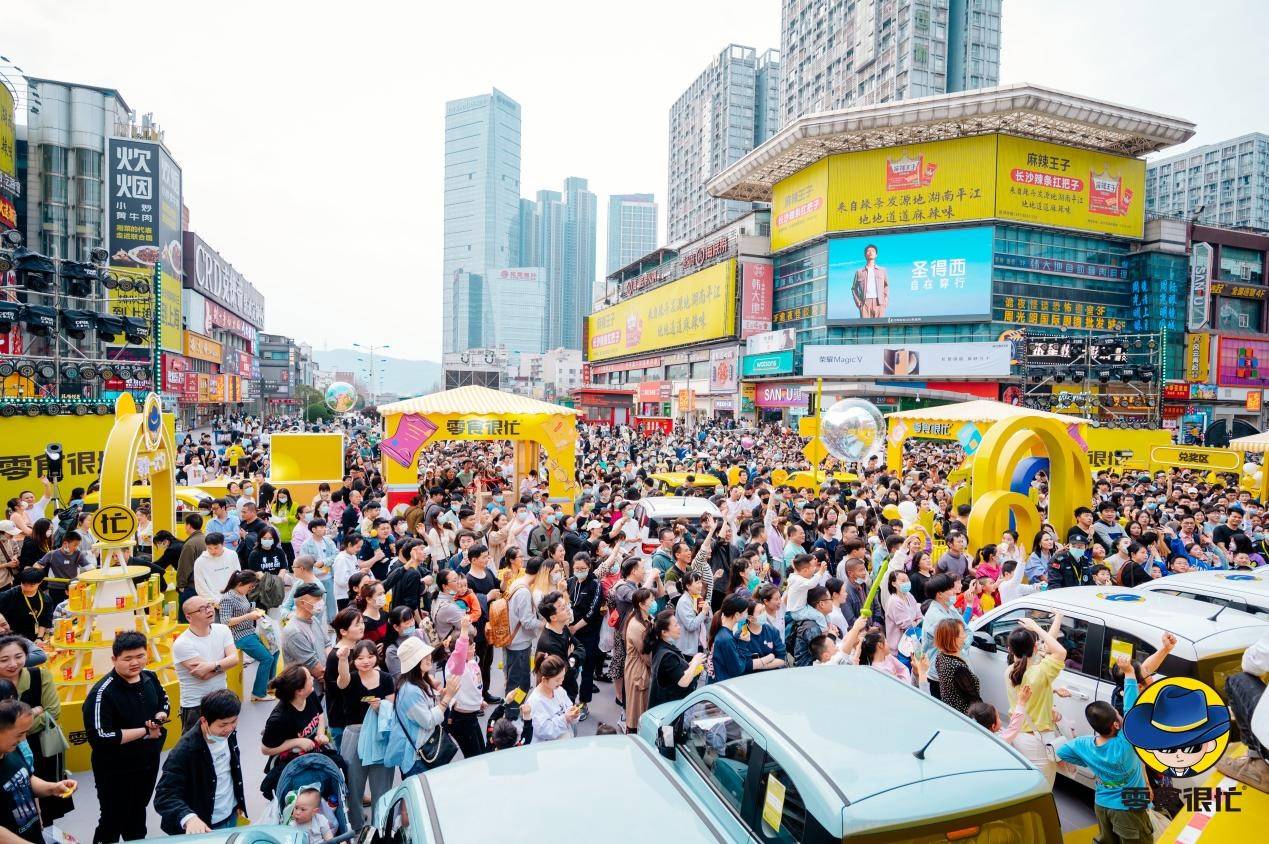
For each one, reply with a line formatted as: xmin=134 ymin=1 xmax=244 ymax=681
xmin=267 ymin=432 xmax=346 ymax=505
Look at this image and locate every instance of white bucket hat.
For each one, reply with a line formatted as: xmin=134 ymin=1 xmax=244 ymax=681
xmin=396 ymin=635 xmax=435 ymax=675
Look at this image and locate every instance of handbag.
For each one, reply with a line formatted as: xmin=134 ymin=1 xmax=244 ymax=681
xmin=393 ymin=691 xmax=457 ymax=770
xmin=1019 ymin=705 xmax=1061 ymax=763
xmin=37 ymin=720 xmax=69 ymax=757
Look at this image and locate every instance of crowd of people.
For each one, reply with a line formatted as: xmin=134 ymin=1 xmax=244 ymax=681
xmin=0 ymin=410 xmax=1266 ymax=843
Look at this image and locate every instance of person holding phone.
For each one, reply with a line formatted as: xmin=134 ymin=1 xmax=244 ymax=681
xmin=526 ymin=655 xmax=578 ymax=743
xmin=334 ymin=640 xmax=394 ymax=831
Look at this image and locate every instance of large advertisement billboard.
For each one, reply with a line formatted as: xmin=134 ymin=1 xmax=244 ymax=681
xmin=1217 ymin=338 xmax=1268 ymax=388
xmin=804 ymin=341 xmax=1011 ymax=378
xmin=826 ymin=226 xmax=994 ymax=325
xmin=995 ymin=135 xmax=1145 ymax=239
xmin=771 ymin=158 xmax=828 ymax=251
xmin=587 ymin=260 xmax=736 ymax=362
xmin=738 ymin=261 xmax=773 ymax=338
xmin=183 ymin=232 xmax=266 ymax=328
xmin=0 ymin=82 xmax=15 ymax=197
xmin=825 ymin=135 xmax=997 ymax=234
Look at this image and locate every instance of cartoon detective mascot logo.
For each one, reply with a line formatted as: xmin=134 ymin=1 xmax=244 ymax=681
xmin=1122 ymin=676 xmax=1231 ymax=778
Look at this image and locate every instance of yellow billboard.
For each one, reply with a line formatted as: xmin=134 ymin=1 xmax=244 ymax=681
xmin=102 ymin=266 xmax=181 ymax=352
xmin=771 ymin=158 xmax=828 ymax=251
xmin=587 ymin=260 xmax=736 ymax=362
xmin=826 ymin=135 xmax=997 ymax=233
xmin=995 ymin=135 xmax=1145 ymax=239
xmin=1185 ymin=333 xmax=1211 ymax=383
xmin=0 ymin=83 xmax=14 ymax=179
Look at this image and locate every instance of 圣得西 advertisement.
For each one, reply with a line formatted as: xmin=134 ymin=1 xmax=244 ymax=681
xmin=708 ymin=347 xmax=739 ymax=394
xmin=803 ymin=341 xmax=1011 ymax=378
xmin=586 ymin=260 xmax=736 ymax=362
xmin=746 ymin=327 xmax=796 ymax=356
xmin=826 ymin=226 xmax=994 ymax=325
xmin=739 ymin=262 xmax=774 ymax=338
xmin=1217 ymin=338 xmax=1267 ymax=388
xmin=742 ymin=350 xmax=795 ymax=377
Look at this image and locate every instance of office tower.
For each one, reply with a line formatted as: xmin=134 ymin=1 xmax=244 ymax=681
xmin=1146 ymin=133 xmax=1269 ymax=232
xmin=487 ymin=267 xmax=546 ymax=355
xmin=779 ymin=0 xmax=1002 ymax=126
xmin=442 ymin=89 xmax=522 ymax=354
xmin=606 ymin=193 xmax=658 ymax=274
xmin=667 ymin=45 xmax=780 ymax=246
xmin=520 ymin=179 xmax=596 ymax=350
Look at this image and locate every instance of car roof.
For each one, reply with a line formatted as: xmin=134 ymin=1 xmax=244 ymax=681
xmin=706 ymin=668 xmax=1048 ymax=835
xmin=414 ymin=735 xmax=728 ymax=842
xmin=638 ymin=496 xmax=722 ymax=517
xmin=1139 ymin=570 xmax=1269 ymax=603
xmin=650 ymin=472 xmax=723 ymax=486
xmin=1015 ymin=586 xmax=1267 ymax=644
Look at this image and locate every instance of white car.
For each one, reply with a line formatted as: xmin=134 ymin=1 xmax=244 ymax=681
xmin=632 ymin=496 xmax=723 ymax=556
xmin=966 ymin=585 xmax=1268 ymax=788
xmin=1137 ymin=569 xmax=1269 ymax=621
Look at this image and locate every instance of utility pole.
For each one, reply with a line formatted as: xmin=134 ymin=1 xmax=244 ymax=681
xmin=353 ymin=343 xmax=390 ymax=403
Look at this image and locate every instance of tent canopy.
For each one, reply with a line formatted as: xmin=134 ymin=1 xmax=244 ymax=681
xmin=1229 ymin=431 xmax=1269 ymax=454
xmin=886 ymin=399 xmax=1086 ymax=427
xmin=377 ymin=385 xmax=582 ymax=417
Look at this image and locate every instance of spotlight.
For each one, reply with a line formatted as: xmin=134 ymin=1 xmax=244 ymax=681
xmin=22 ymin=305 xmax=58 ymax=337
xmin=122 ymin=317 xmax=150 ymax=345
xmin=94 ymin=404 xmax=111 ymax=415
xmin=0 ymin=406 xmax=13 ymax=418
xmin=133 ymin=278 xmax=150 ymax=294
xmin=1052 ymin=371 xmax=1065 ymax=384
xmin=1121 ymin=366 xmax=1137 ymax=382
xmin=0 ymin=301 xmax=21 ymax=333
xmin=78 ymin=363 xmax=98 ymax=380
xmin=61 ymin=364 xmax=81 ymax=381
xmin=0 ymin=251 xmax=10 ymax=274
xmin=1139 ymin=365 xmax=1156 ymax=382
xmin=61 ymin=309 xmax=97 ymax=340
xmin=90 ymin=246 xmax=110 ymax=265
xmin=0 ymin=361 xmax=11 ymax=377
xmin=98 ymin=365 xmax=116 ymax=381
xmin=100 ymin=271 xmax=119 ymax=290
xmin=60 ymin=261 xmax=96 ymax=297
xmin=35 ymin=362 xmax=56 ymax=380
xmin=43 ymin=404 xmax=62 ymax=417
xmin=23 ymin=405 xmax=39 ymax=417
xmin=16 ymin=361 xmax=35 ymax=379
xmin=1097 ymin=369 xmax=1112 ymax=383
xmin=116 ymin=276 xmax=135 ymax=293
xmin=13 ymin=249 xmax=56 ymax=292
xmin=95 ymin=314 xmax=125 ymax=341
xmin=73 ymin=404 xmax=88 ymax=416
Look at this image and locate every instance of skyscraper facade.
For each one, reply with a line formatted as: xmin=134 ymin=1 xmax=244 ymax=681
xmin=667 ymin=45 xmax=781 ymax=247
xmin=779 ymin=0 xmax=1002 ymax=126
xmin=606 ymin=193 xmax=658 ymax=274
xmin=1145 ymin=133 xmax=1269 ymax=232
xmin=442 ymin=89 xmax=522 ymax=353
xmin=562 ymin=177 xmax=597 ymax=349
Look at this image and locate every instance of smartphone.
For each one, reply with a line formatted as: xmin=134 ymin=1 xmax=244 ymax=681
xmin=361 ymin=696 xmax=377 ymax=703
xmin=507 ymin=688 xmax=526 ymax=705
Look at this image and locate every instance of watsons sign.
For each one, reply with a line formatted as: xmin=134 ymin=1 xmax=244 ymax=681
xmin=183 ymin=232 xmax=266 ymax=327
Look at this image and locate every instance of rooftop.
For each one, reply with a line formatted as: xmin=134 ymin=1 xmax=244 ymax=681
xmin=708 ymin=83 xmax=1196 ymax=203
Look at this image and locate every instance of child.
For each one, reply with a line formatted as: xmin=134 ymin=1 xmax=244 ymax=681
xmin=967 ymin=684 xmax=1032 ymax=746
xmin=287 ymin=787 xmax=334 ymax=843
xmin=1055 ymin=656 xmax=1153 ymax=842
xmin=955 ymin=575 xmax=995 ymax=619
xmin=783 ymin=553 xmax=829 ymax=614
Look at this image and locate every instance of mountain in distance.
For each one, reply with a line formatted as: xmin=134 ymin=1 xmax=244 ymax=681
xmin=314 ymin=349 xmax=441 ymax=398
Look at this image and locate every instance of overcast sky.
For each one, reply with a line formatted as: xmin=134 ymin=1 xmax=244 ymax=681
xmin=10 ymin=1 xmax=1269 ymax=362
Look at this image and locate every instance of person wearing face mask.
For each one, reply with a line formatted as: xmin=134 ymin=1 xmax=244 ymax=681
xmin=567 ymin=554 xmax=603 ymax=718
xmin=738 ymin=594 xmax=786 ymax=669
xmin=247 ymin=526 xmax=287 ymax=578
xmin=535 ymin=592 xmax=579 ymax=701
xmin=527 ymin=507 xmax=562 ymax=558
xmin=154 ymin=689 xmax=246 ymax=835
xmin=1046 ymin=535 xmax=1090 ymax=589
xmin=430 ymin=570 xmax=467 ymax=648
xmin=268 ymin=489 xmax=297 ymax=568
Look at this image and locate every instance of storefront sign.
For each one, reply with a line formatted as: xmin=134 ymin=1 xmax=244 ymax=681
xmin=993 ymin=253 xmax=1127 ymax=281
xmin=708 ymin=347 xmax=738 ymax=394
xmin=184 ymin=330 xmax=223 ymax=364
xmin=1191 ymin=383 xmax=1218 ymax=401
xmin=618 ymin=237 xmax=731 ymax=300
xmin=1217 ymin=338 xmax=1268 ymax=388
xmin=773 ymin=302 xmax=826 ymax=324
xmin=754 ymin=383 xmax=805 ymax=408
xmin=1209 ymin=282 xmax=1266 ymax=299
xmin=1162 ymin=383 xmax=1191 ymax=401
xmin=1248 ymin=391 xmax=1263 ymax=412
xmin=1000 ymin=295 xmax=1125 ymax=331
xmin=742 ymin=350 xmax=795 ymax=377
xmin=1185 ymin=333 xmax=1212 ymax=383
xmin=739 ymin=262 xmax=774 ymax=338
xmin=587 ymin=260 xmax=736 ymax=362
xmin=0 ymin=197 xmax=14 ymax=228
xmin=746 ymin=328 xmax=797 ymax=356
xmin=677 ymin=389 xmax=696 ymax=412
xmin=0 ymin=84 xmax=14 ymax=192
xmin=637 ymin=381 xmax=670 ymax=403
xmin=1188 ymin=243 xmax=1213 ymax=331
xmin=162 ymin=354 xmax=190 ymax=392
xmin=184 ymin=232 xmax=266 ymax=327
xmin=805 ymin=342 xmax=1011 ymax=378
xmin=206 ymin=299 xmax=256 ymax=340
xmin=1149 ymin=445 xmax=1242 ymax=473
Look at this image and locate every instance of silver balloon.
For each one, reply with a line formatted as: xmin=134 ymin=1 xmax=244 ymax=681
xmin=820 ymin=398 xmax=885 ymax=462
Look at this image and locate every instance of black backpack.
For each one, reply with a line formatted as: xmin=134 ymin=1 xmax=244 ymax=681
xmin=787 ymin=618 xmax=820 ymax=667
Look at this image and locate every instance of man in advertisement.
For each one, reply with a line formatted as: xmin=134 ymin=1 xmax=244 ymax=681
xmin=851 ymin=244 xmax=889 ymax=319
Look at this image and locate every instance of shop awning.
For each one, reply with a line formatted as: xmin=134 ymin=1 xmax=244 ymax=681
xmin=884 ymin=399 xmax=1087 ymax=427
xmin=1229 ymin=431 xmax=1269 ymax=454
xmin=376 ymin=385 xmax=581 ymax=417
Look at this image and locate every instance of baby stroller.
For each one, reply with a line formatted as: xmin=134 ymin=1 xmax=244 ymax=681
xmin=270 ymin=752 xmax=355 ymax=841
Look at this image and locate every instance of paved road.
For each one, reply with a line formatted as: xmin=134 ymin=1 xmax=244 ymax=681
xmin=55 ymin=659 xmax=1095 ymax=841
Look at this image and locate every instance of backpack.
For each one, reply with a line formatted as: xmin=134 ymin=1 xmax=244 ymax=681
xmin=486 ymin=583 xmax=525 ymax=649
xmin=789 ymin=619 xmax=820 ymax=668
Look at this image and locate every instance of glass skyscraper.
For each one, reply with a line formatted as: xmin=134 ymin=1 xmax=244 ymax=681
xmin=443 ymin=89 xmax=522 ymax=354
xmin=520 ymin=178 xmax=596 ymax=351
xmin=606 ymin=193 xmax=658 ymax=275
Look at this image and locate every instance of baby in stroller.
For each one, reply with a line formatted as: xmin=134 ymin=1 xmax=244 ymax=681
xmin=287 ymin=787 xmax=333 ymax=843
xmin=273 ymin=753 xmax=352 ymax=843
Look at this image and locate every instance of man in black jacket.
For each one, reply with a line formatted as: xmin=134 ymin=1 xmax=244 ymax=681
xmin=83 ymin=631 xmax=169 ymax=843
xmin=155 ymin=689 xmax=246 ymax=834
xmin=383 ymin=538 xmax=427 ymax=612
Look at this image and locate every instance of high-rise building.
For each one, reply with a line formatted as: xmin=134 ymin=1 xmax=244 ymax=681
xmin=1145 ymin=133 xmax=1269 ymax=232
xmin=667 ymin=45 xmax=781 ymax=247
xmin=487 ymin=267 xmax=546 ymax=355
xmin=606 ymin=193 xmax=658 ymax=274
xmin=520 ymin=179 xmax=595 ymax=350
xmin=442 ymin=89 xmax=522 ymax=354
xmin=779 ymin=0 xmax=1002 ymax=126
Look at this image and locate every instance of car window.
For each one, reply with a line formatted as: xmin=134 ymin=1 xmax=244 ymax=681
xmin=680 ymin=700 xmax=757 ymax=817
xmin=756 ymin=760 xmax=809 ymax=844
xmin=386 ymin=796 xmax=411 ymax=844
xmin=990 ymin=609 xmax=1094 ymax=676
xmin=986 ymin=609 xmax=1029 ymax=650
xmin=1097 ymin=630 xmax=1158 ymax=683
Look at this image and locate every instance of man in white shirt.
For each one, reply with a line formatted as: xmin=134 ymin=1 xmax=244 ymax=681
xmin=193 ymin=533 xmax=240 ymax=601
xmin=1218 ymin=627 xmax=1269 ymax=791
xmin=154 ymin=689 xmax=246 ymax=834
xmin=172 ymin=596 xmax=239 ymax=733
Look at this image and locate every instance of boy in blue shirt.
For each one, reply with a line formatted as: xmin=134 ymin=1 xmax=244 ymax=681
xmin=1056 ymin=654 xmax=1153 ymax=843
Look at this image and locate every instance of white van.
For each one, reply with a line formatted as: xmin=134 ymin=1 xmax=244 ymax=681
xmin=966 ymin=585 xmax=1267 ymax=788
xmin=1137 ymin=570 xmax=1269 ymax=621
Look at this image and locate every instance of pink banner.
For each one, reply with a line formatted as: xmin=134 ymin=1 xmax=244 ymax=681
xmin=381 ymin=413 xmax=439 ymax=468
xmin=754 ymin=383 xmax=805 ymax=408
xmin=740 ymin=262 xmax=773 ymax=339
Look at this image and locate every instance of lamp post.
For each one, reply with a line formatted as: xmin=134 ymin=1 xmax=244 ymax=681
xmin=352 ymin=342 xmax=390 ymax=404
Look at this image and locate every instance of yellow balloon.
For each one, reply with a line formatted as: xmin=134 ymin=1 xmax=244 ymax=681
xmin=1205 ymin=471 xmax=1218 ymax=484
xmin=882 ymin=504 xmax=901 ymax=521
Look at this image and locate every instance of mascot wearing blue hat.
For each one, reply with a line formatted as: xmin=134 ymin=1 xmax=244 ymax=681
xmin=1123 ymin=678 xmax=1231 ymax=778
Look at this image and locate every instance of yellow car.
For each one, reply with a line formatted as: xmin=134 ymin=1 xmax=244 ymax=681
xmin=784 ymin=469 xmax=858 ymax=489
xmin=648 ymin=472 xmax=724 ymax=494
xmin=82 ymin=485 xmax=215 ymax=516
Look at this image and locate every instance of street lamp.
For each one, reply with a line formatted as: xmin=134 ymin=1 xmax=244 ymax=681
xmin=352 ymin=342 xmax=390 ymax=403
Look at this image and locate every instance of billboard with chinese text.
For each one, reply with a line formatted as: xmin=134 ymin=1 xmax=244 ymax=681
xmin=586 ymin=260 xmax=736 ymax=362
xmin=826 ymin=226 xmax=994 ymax=325
xmin=804 ymin=341 xmax=1011 ymax=378
xmin=771 ymin=158 xmax=828 ymax=250
xmin=0 ymin=83 xmax=14 ymax=188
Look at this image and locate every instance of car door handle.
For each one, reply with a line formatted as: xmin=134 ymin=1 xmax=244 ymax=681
xmin=1068 ymin=690 xmax=1090 ymax=700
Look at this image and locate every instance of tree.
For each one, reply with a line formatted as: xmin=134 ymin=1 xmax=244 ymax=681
xmin=296 ymin=385 xmax=333 ymax=422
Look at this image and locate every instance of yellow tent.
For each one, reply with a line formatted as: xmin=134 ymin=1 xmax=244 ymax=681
xmin=1229 ymin=431 xmax=1269 ymax=454
xmin=884 ymin=399 xmax=1087 ymax=467
xmin=376 ymin=385 xmax=580 ymax=512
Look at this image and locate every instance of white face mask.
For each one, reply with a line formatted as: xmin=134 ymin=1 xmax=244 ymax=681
xmin=261 ymin=538 xmax=274 ymax=549
xmin=373 ymin=595 xmax=386 ymax=608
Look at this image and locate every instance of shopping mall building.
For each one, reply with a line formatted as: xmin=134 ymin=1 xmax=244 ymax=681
xmin=582 ymin=84 xmax=1269 ymax=440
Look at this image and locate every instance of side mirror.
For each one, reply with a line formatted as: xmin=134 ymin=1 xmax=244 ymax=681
xmin=656 ymin=723 xmax=676 ymax=760
xmin=971 ymin=631 xmax=998 ymax=653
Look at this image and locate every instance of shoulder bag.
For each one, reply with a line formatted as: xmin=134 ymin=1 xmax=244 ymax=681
xmin=394 ymin=688 xmax=457 ymax=770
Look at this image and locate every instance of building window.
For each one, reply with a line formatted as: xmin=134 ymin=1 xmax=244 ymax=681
xmin=1216 ymin=297 xmax=1263 ymax=333
xmin=1217 ymin=245 xmax=1264 ymax=284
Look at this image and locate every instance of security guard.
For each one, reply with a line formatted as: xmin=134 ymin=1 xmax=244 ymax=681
xmin=1048 ymin=535 xmax=1091 ymax=589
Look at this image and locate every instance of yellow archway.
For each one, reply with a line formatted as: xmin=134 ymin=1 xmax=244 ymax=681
xmin=99 ymin=392 xmax=178 ymax=535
